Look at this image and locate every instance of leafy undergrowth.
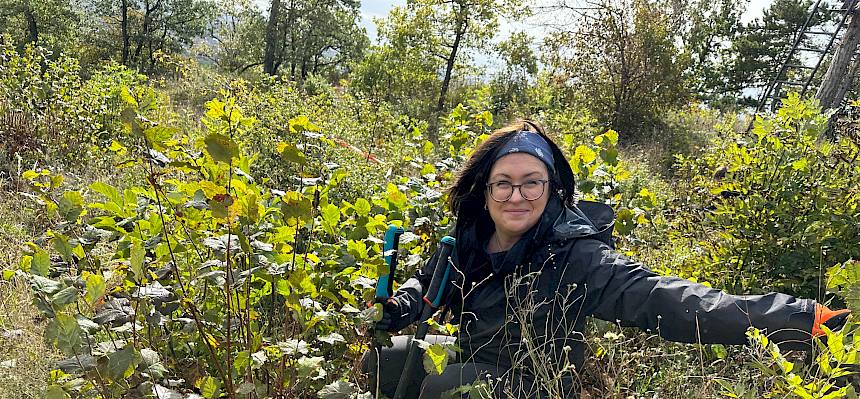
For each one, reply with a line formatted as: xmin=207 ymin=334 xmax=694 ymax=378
xmin=0 ymin=277 xmax=61 ymax=399
xmin=5 ymin=41 xmax=860 ymax=398
xmin=0 ymin=194 xmax=62 ymax=399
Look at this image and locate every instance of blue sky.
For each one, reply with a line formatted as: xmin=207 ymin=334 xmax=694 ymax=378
xmin=359 ymin=0 xmax=406 ymax=41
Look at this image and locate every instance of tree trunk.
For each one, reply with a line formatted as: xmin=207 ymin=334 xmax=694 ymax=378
xmin=121 ymin=0 xmax=130 ymax=65
xmin=263 ymin=0 xmax=282 ymax=75
xmin=22 ymin=0 xmax=38 ymax=44
xmin=816 ymin=0 xmax=860 ymax=110
xmin=133 ymin=0 xmax=160 ymax=69
xmin=430 ymin=3 xmax=469 ymax=143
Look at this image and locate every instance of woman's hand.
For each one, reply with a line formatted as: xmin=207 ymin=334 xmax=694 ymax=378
xmin=375 ymin=297 xmax=411 ymax=332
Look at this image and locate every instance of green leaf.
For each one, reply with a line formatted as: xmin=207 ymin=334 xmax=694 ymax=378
xmin=599 ymin=147 xmax=618 ymax=166
xmin=236 ymin=382 xmax=256 ymax=395
xmin=44 ymin=385 xmax=69 ymax=399
xmin=297 ymin=356 xmax=325 ymax=380
xmin=46 ymin=314 xmax=83 ymax=355
xmin=51 ymin=234 xmax=75 ymax=262
xmin=321 ymin=204 xmax=340 ymax=234
xmin=281 ymin=191 xmax=313 ymax=221
xmin=84 ymin=273 xmax=106 ymax=306
xmin=75 ymin=314 xmax=100 ymax=332
xmin=31 ymin=248 xmax=51 ymax=276
xmin=615 ymin=208 xmax=636 ymax=236
xmin=199 ymin=376 xmax=222 ymax=399
xmin=58 ymin=191 xmax=85 ymax=222
xmin=104 ymin=347 xmax=140 ymax=381
xmin=204 ymin=133 xmax=240 ymax=164
xmin=422 ymin=343 xmax=449 ymax=375
xmin=152 ymin=385 xmax=182 ymax=399
xmin=140 ymin=348 xmax=160 ymax=367
xmin=347 ymin=240 xmax=368 ymax=261
xmin=288 ymin=115 xmax=320 ymax=133
xmin=90 ymin=182 xmax=123 ymax=206
xmin=277 ymin=142 xmax=307 ymax=164
xmin=51 ymin=286 xmax=80 ymax=307
xmin=130 ymin=239 xmax=145 ymax=281
xmin=288 ymin=270 xmax=318 ymax=296
xmin=144 ymin=126 xmax=178 ymax=150
xmin=317 ymin=380 xmax=354 ymax=399
xmin=353 ymin=198 xmax=371 ymax=217
xmin=30 ymin=274 xmax=62 ymax=295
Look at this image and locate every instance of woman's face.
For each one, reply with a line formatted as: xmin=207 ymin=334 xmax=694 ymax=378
xmin=485 ymin=153 xmax=550 ymax=240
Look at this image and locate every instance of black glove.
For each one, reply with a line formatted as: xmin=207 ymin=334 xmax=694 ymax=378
xmin=375 ymin=296 xmax=413 ymax=332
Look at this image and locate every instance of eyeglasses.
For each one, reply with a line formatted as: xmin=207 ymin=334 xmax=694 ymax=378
xmin=486 ymin=179 xmax=548 ymax=202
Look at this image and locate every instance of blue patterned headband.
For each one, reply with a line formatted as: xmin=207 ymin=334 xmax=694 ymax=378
xmin=494 ymin=130 xmax=555 ymax=173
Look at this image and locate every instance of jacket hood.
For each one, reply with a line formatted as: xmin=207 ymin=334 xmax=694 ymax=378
xmin=454 ymin=196 xmax=616 ymax=285
xmin=551 ymin=200 xmax=615 ymax=247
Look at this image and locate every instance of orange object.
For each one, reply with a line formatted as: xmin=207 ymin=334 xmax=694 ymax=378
xmin=812 ymin=304 xmax=851 ymax=337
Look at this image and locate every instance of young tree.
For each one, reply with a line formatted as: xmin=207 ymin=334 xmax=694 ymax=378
xmin=542 ymin=0 xmax=690 ymax=139
xmin=351 ymin=5 xmax=443 ymax=120
xmin=0 ymin=0 xmax=80 ymax=49
xmin=201 ymin=0 xmax=266 ymax=74
xmin=726 ymin=0 xmax=834 ymax=105
xmin=679 ymin=0 xmax=745 ymax=105
xmin=490 ymin=31 xmax=538 ymax=114
xmin=84 ymin=0 xmax=215 ymax=71
xmin=262 ymin=0 xmax=280 ymax=75
xmin=353 ymin=0 xmax=522 ymax=142
xmin=261 ymin=0 xmax=367 ymax=81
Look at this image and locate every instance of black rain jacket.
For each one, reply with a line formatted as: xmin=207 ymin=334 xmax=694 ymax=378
xmin=388 ymin=195 xmax=816 ymax=391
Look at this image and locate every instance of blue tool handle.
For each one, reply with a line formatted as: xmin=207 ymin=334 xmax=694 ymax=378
xmin=393 ymin=235 xmax=456 ymax=399
xmin=422 ymin=236 xmax=455 ymax=308
xmin=376 ymin=224 xmax=404 ymax=300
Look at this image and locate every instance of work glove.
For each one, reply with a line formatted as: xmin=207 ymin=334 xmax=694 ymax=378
xmin=374 ymin=295 xmax=413 ymax=332
xmin=812 ymin=304 xmax=851 ymax=337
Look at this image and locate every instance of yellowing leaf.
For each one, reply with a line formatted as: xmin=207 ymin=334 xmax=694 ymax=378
xmin=791 ymin=158 xmax=808 ymax=171
xmin=204 ymin=133 xmax=239 ymax=164
xmin=288 ymin=115 xmax=320 ymax=133
xmin=197 ymin=376 xmax=221 ymax=399
xmin=197 ymin=181 xmax=226 ymax=198
xmin=386 ymin=183 xmax=406 ymax=209
xmin=84 ymin=273 xmax=106 ymax=306
xmin=22 ymin=170 xmax=39 ymax=180
xmin=422 ymin=343 xmax=449 ymax=375
xmin=573 ymin=145 xmax=597 ymax=168
xmin=130 ymin=239 xmax=145 ymax=281
xmin=277 ymin=141 xmax=307 ymax=164
xmin=354 ymin=198 xmax=371 ymax=217
xmin=31 ymin=248 xmax=51 ymax=276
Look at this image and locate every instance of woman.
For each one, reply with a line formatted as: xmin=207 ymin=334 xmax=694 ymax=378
xmin=364 ymin=120 xmax=849 ymax=398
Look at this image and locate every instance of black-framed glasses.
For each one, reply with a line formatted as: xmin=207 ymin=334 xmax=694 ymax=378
xmin=486 ymin=179 xmax=548 ymax=202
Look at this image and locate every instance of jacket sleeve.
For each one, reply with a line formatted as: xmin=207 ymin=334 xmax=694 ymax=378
xmin=575 ymin=238 xmax=816 ymax=348
xmin=386 ymin=249 xmax=441 ymax=330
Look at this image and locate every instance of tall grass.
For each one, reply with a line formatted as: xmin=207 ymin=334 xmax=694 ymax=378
xmin=0 ymin=194 xmax=60 ymax=398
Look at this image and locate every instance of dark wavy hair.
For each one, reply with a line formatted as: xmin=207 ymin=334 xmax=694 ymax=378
xmin=446 ymin=119 xmax=576 ymax=229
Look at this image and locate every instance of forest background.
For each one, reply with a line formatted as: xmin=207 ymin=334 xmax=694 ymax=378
xmin=4 ymin=0 xmax=860 ymax=398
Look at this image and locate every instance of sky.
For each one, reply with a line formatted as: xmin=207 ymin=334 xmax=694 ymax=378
xmin=358 ymin=0 xmax=777 ymax=42
xmin=355 ymin=0 xmax=776 ymax=73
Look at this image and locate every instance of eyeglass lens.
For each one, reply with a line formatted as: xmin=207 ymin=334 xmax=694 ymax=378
xmin=490 ymin=181 xmax=546 ymax=202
